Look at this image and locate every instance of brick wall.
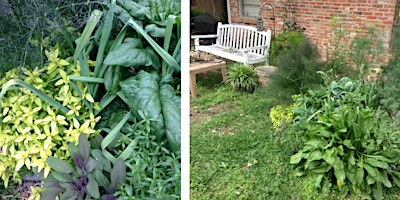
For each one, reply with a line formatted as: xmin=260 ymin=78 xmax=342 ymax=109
xmin=229 ymin=0 xmax=398 ymax=62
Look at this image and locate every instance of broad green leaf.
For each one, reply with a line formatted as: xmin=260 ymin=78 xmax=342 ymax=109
xmin=60 ymin=189 xmax=79 ymax=200
xmin=333 ymin=159 xmax=345 ymax=185
xmin=116 ymin=0 xmax=148 ymax=20
xmin=91 ymin=149 xmax=112 ymax=172
xmin=290 ymin=151 xmax=303 ymax=164
xmin=305 ymin=139 xmax=327 ymax=149
xmin=104 ymin=65 xmax=123 ymax=94
xmin=379 ymin=170 xmax=392 ymax=188
xmin=308 ymin=150 xmax=322 ymax=161
xmin=343 ymin=139 xmax=355 ymax=149
xmin=145 ymin=24 xmax=165 ymax=37
xmin=51 ymin=171 xmax=68 ymax=182
xmin=355 ymin=166 xmax=364 ymax=186
xmin=372 ymin=182 xmax=383 ymax=200
xmin=159 ymin=83 xmax=181 ymax=153
xmin=69 ymin=76 xmax=104 ymax=83
xmin=46 ymin=157 xmax=73 ymax=173
xmin=314 ymin=173 xmax=324 ymax=188
xmin=86 ymin=178 xmax=100 ymax=199
xmin=323 ymin=148 xmax=336 ymax=165
xmin=85 ymin=158 xmax=97 ymax=173
xmin=347 ymin=150 xmax=356 ymax=166
xmin=104 ymin=40 xmax=154 ymax=68
xmin=78 ymin=133 xmax=90 ymax=161
xmin=95 ymin=169 xmax=110 ymax=188
xmin=364 ymin=163 xmax=380 ymax=182
xmin=311 ymin=163 xmax=332 ymax=173
xmin=364 ymin=157 xmax=389 ymax=169
xmin=40 ymin=187 xmax=64 ymax=200
xmin=110 ymin=158 xmax=126 ymax=190
xmin=126 ymin=18 xmax=180 ymax=72
xmin=119 ymin=71 xmax=165 ymax=140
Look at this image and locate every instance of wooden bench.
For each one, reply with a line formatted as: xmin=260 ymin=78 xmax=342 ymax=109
xmin=190 ymin=60 xmax=227 ymax=98
xmin=191 ymin=22 xmax=272 ymax=65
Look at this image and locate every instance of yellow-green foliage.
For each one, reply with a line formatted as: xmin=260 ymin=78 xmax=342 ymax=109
xmin=269 ymin=104 xmax=294 ymax=130
xmin=0 ymin=48 xmax=100 ymax=187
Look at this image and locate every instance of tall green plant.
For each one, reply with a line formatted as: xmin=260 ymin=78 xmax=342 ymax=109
xmin=268 ymin=38 xmax=325 ymax=100
xmin=68 ymin=0 xmax=181 ymax=154
xmin=289 ymin=77 xmax=400 ymax=199
xmin=225 ymin=63 xmax=258 ymax=93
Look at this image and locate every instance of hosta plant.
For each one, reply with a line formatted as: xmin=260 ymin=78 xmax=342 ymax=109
xmin=289 ymin=77 xmax=400 ymax=199
xmin=0 ymin=48 xmax=101 ymax=187
xmin=41 ymin=133 xmax=126 ymax=200
xmin=225 ymin=63 xmax=258 ymax=93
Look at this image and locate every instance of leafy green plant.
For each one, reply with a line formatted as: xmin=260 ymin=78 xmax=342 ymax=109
xmin=268 ymin=38 xmax=325 ymax=101
xmin=289 ymin=77 xmax=400 ymax=199
xmin=269 ymin=104 xmax=294 ymax=130
xmin=378 ymin=62 xmax=400 ymax=116
xmin=68 ymin=0 xmax=181 ymax=155
xmin=114 ymin=113 xmax=181 ymax=199
xmin=0 ymin=48 xmax=100 ymax=187
xmin=41 ymin=133 xmax=126 ymax=200
xmin=225 ymin=63 xmax=258 ymax=93
xmin=269 ymin=31 xmax=304 ymax=66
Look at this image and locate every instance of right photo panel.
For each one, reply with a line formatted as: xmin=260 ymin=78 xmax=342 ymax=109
xmin=190 ymin=0 xmax=400 ymax=199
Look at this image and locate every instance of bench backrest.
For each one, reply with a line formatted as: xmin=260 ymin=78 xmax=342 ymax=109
xmin=215 ymin=22 xmax=272 ymax=56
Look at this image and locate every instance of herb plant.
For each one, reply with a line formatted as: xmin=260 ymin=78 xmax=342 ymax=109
xmin=0 ymin=48 xmax=100 ymax=187
xmin=289 ymin=77 xmax=400 ymax=199
xmin=42 ymin=133 xmax=126 ymax=200
xmin=225 ymin=63 xmax=258 ymax=93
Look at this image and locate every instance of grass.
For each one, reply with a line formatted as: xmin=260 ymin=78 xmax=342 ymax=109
xmin=189 ymin=68 xmax=400 ymax=200
xmin=190 ymin=69 xmax=302 ymax=199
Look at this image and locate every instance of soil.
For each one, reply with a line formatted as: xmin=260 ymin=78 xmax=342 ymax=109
xmin=17 ymin=180 xmax=41 ymax=199
xmin=190 ymin=103 xmax=237 ymax=126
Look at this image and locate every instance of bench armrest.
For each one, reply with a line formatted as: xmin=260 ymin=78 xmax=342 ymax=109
xmin=191 ymin=34 xmax=218 ymax=39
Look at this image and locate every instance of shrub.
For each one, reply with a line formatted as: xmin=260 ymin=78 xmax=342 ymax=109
xmin=289 ymin=77 xmax=400 ymax=199
xmin=378 ymin=61 xmax=400 ymax=116
xmin=267 ymin=38 xmax=325 ymax=101
xmin=269 ymin=31 xmax=305 ymax=66
xmin=0 ymin=48 xmax=100 ymax=187
xmin=225 ymin=63 xmax=258 ymax=93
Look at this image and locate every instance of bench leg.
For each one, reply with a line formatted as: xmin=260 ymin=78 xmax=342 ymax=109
xmin=221 ymin=66 xmax=227 ymax=82
xmin=190 ymin=73 xmax=197 ymax=98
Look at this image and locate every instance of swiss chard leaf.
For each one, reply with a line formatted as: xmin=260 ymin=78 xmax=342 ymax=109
xmin=159 ymin=82 xmax=181 ymax=153
xmin=104 ymin=39 xmax=156 ymax=69
xmin=119 ymin=70 xmax=180 ymax=153
xmin=119 ymin=71 xmax=165 ymax=140
xmin=104 ymin=65 xmax=123 ymax=94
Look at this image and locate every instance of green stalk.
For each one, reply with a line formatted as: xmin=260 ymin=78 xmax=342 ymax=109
xmin=101 ymin=111 xmax=132 ymax=150
xmin=70 ymin=76 xmax=105 ymax=83
xmin=73 ymin=9 xmax=103 ymax=61
xmin=94 ymin=0 xmax=115 ymax=79
xmin=0 ymin=79 xmax=70 ymax=114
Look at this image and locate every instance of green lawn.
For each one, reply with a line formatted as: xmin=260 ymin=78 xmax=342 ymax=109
xmin=190 ymin=69 xmax=400 ymax=200
xmin=190 ymin=70 xmax=302 ymax=199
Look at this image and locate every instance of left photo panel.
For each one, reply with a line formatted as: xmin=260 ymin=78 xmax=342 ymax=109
xmin=0 ymin=0 xmax=182 ymax=199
